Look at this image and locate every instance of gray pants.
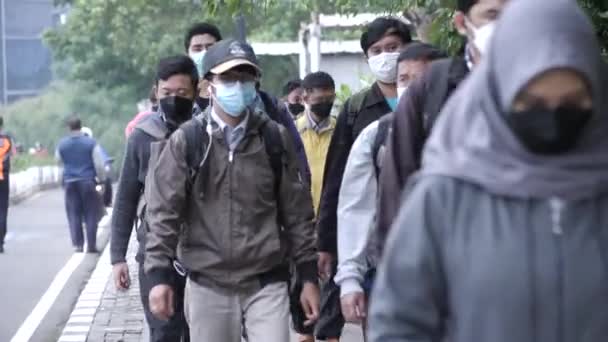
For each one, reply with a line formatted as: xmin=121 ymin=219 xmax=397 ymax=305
xmin=184 ymin=279 xmax=290 ymax=342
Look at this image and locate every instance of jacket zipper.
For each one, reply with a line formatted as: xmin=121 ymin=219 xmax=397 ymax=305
xmin=549 ymin=198 xmax=565 ymax=342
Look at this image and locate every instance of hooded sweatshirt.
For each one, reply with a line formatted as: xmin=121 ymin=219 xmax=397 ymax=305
xmin=369 ymin=1 xmax=608 ymax=341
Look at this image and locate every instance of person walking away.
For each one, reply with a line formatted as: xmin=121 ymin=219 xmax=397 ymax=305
xmin=293 ymin=71 xmax=336 ymax=342
xmin=0 ymin=117 xmax=12 ymax=254
xmin=335 ymin=42 xmax=446 ymax=330
xmin=315 ymin=16 xmax=411 ymax=342
xmin=144 ymin=39 xmax=320 ymax=342
xmin=185 ymin=22 xmax=222 ymax=112
xmin=111 ymin=55 xmax=198 ymax=342
xmin=376 ymin=0 xmax=510 ymax=254
xmin=369 ymin=0 xmax=608 ymax=341
xmin=284 ymin=79 xmax=305 ymax=120
xmin=56 ymin=117 xmax=107 ymax=253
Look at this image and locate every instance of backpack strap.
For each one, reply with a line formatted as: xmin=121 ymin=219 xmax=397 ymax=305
xmin=260 ymin=121 xmax=284 ymax=197
xmin=372 ymin=115 xmax=392 ymax=178
xmin=421 ymin=58 xmax=454 ymax=136
xmin=181 ymin=117 xmax=209 ymax=186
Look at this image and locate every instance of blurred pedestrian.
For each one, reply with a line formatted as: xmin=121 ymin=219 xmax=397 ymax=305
xmin=370 ymin=1 xmax=608 ymax=341
xmin=0 ymin=117 xmax=12 ymax=254
xmin=283 ymin=79 xmax=305 ymax=120
xmin=56 ymin=117 xmax=107 ymax=253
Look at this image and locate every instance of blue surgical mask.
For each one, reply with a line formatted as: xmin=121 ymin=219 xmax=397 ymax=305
xmin=211 ymin=81 xmax=257 ymax=117
xmin=189 ymin=50 xmax=206 ymax=77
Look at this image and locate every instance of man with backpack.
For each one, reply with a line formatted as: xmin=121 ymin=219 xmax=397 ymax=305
xmin=334 ymin=43 xmax=446 ymax=329
xmin=376 ymin=0 xmax=509 ymax=252
xmin=144 ymin=39 xmax=320 ymax=342
xmin=0 ymin=117 xmax=11 ymax=254
xmin=315 ymin=17 xmax=411 ymax=341
xmin=111 ymin=55 xmax=198 ymax=342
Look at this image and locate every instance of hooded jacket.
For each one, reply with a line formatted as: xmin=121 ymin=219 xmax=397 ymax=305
xmin=369 ymin=1 xmax=608 ymax=341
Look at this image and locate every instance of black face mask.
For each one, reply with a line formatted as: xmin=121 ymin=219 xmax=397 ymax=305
xmin=310 ymin=102 xmax=334 ymax=119
xmin=506 ymin=105 xmax=592 ymax=155
xmin=288 ymin=103 xmax=305 ymax=117
xmin=160 ymin=96 xmax=194 ymax=130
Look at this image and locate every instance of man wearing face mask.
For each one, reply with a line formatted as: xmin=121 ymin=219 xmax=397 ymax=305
xmin=110 ymin=55 xmax=198 ymax=342
xmin=334 ymin=42 xmax=446 ymax=329
xmin=376 ymin=0 xmax=509 ymax=252
xmin=314 ymin=16 xmax=411 ymax=342
xmin=284 ymin=79 xmax=305 ymax=120
xmin=292 ymin=72 xmax=336 ymax=342
xmin=185 ymin=22 xmax=222 ymax=112
xmin=144 ymin=39 xmax=320 ymax=342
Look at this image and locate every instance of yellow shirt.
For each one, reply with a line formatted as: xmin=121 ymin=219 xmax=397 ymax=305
xmin=296 ymin=112 xmax=336 ymax=217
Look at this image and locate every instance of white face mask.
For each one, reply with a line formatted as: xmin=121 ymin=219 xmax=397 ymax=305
xmin=397 ymin=86 xmax=409 ymax=100
xmin=189 ymin=50 xmax=206 ymax=77
xmin=368 ymin=52 xmax=400 ymax=84
xmin=468 ymin=20 xmax=496 ymax=56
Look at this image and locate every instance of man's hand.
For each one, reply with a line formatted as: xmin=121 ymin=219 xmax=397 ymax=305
xmin=112 ymin=262 xmax=130 ymax=290
xmin=341 ymin=291 xmax=367 ymax=324
xmin=149 ymin=285 xmax=175 ymax=321
xmin=317 ymin=252 xmax=334 ymax=281
xmin=300 ymin=282 xmax=320 ymax=326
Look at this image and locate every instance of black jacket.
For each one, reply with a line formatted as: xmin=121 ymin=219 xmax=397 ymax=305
xmin=110 ymin=114 xmax=168 ymax=264
xmin=316 ymin=82 xmax=392 ymax=255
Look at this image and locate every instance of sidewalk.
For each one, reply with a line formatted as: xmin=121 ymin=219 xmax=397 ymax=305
xmin=59 ymin=235 xmax=364 ymax=342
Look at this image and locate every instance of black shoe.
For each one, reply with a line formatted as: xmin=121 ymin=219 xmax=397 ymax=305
xmin=0 ymin=245 xmax=4 ymax=254
xmin=74 ymin=246 xmax=84 ymax=253
xmin=86 ymin=248 xmax=99 ymax=254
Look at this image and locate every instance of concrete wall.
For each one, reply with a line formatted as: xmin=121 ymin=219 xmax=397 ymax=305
xmin=9 ymin=166 xmax=61 ymax=203
xmin=319 ymin=53 xmax=372 ymax=93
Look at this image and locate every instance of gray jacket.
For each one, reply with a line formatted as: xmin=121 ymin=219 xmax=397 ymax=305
xmin=369 ymin=175 xmax=608 ymax=342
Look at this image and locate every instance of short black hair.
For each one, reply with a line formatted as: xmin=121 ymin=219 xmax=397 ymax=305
xmin=360 ymin=17 xmax=412 ymax=55
xmin=283 ymin=79 xmax=302 ymax=96
xmin=397 ymin=42 xmax=448 ymax=63
xmin=155 ymin=55 xmax=199 ymax=90
xmin=66 ymin=117 xmax=82 ymax=131
xmin=457 ymin=0 xmax=479 ymax=13
xmin=302 ymin=72 xmax=335 ymax=91
xmin=184 ymin=22 xmax=222 ymax=51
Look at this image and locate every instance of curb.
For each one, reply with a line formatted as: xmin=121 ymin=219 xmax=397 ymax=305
xmin=57 ymin=245 xmax=113 ymax=342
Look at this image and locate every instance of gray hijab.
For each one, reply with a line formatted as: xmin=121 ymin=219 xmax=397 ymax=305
xmin=421 ymin=0 xmax=608 ymax=201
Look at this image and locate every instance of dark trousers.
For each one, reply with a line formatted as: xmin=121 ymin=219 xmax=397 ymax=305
xmin=139 ymin=263 xmax=189 ymax=342
xmin=0 ymin=177 xmax=9 ymax=246
xmin=64 ymin=180 xmax=99 ymax=249
xmin=316 ymin=263 xmax=345 ymax=340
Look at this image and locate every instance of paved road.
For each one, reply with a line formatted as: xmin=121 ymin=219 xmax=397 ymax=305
xmin=0 ymin=188 xmax=108 ymax=342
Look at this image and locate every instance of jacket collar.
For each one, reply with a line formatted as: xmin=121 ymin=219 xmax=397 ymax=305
xmin=363 ymin=82 xmax=392 ymax=111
